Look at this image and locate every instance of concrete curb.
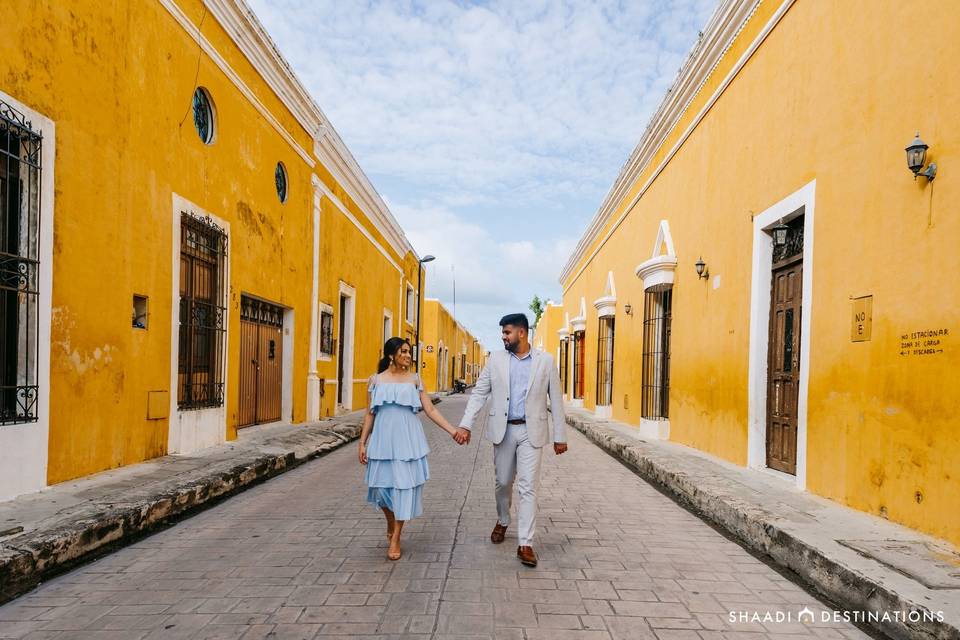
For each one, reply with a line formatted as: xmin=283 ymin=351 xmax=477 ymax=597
xmin=566 ymin=414 xmax=959 ymax=640
xmin=0 ymin=417 xmax=374 ymax=605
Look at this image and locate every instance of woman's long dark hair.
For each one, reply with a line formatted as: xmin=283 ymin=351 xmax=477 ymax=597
xmin=378 ymin=337 xmax=412 ymax=373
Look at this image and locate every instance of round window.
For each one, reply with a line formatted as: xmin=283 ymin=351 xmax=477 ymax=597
xmin=275 ymin=162 xmax=288 ymax=203
xmin=192 ymin=88 xmax=215 ymax=144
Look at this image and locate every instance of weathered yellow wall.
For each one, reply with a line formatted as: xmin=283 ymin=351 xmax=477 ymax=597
xmin=3 ymin=0 xmax=319 ymax=482
xmin=419 ymin=299 xmax=482 ymax=392
xmin=534 ymin=304 xmax=564 ymax=364
xmin=559 ymin=1 xmax=960 ymax=544
xmin=3 ymin=0 xmax=424 ymax=484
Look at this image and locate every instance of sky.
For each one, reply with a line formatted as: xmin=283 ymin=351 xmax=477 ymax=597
xmin=248 ymin=0 xmax=719 ymax=351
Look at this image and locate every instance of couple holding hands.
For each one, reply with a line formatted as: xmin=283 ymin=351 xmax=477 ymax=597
xmin=358 ymin=313 xmax=568 ymax=564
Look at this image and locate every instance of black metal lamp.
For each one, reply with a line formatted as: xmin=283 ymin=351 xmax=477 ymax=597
xmin=695 ymin=257 xmax=708 ymax=280
xmin=906 ymin=132 xmax=937 ymax=181
xmin=772 ymin=220 xmax=789 ymax=247
xmin=623 ymin=302 xmax=632 ymax=316
xmin=414 ymin=254 xmax=435 ymax=371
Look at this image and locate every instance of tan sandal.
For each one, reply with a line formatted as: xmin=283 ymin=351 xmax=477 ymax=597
xmin=387 ymin=542 xmax=402 ymax=561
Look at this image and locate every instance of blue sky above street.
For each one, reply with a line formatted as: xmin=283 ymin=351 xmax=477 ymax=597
xmin=249 ymin=0 xmax=719 ymax=351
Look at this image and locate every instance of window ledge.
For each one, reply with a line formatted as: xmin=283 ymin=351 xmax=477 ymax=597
xmin=635 ymin=254 xmax=677 ymax=289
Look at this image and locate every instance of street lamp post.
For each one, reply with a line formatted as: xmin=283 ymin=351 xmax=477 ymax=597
xmin=415 ymin=255 xmax=435 ymax=372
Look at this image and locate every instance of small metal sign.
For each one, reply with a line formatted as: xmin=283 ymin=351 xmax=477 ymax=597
xmin=851 ymin=296 xmax=872 ymax=342
xmin=426 ymin=345 xmax=434 ymax=353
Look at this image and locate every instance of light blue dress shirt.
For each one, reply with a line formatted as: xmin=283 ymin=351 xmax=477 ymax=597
xmin=507 ymin=350 xmax=533 ymax=421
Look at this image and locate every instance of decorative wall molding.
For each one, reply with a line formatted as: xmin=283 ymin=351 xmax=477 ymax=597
xmin=164 ymin=0 xmax=417 ymax=262
xmin=593 ymin=271 xmax=618 ymax=318
xmin=560 ymin=0 xmax=795 ymax=289
xmin=635 ymin=219 xmax=678 ymax=290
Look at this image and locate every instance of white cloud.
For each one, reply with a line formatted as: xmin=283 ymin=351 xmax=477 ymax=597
xmin=249 ymin=0 xmax=718 ymax=350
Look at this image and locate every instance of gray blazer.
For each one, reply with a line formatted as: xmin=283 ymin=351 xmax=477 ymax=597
xmin=459 ymin=349 xmax=567 ymax=448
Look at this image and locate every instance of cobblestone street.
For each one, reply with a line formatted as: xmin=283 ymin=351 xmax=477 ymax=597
xmin=0 ymin=393 xmax=872 ymax=640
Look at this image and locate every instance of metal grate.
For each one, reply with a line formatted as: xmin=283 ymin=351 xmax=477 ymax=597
xmin=0 ymin=100 xmax=42 ymax=426
xmin=178 ymin=212 xmax=227 ymax=410
xmin=596 ymin=317 xmax=615 ymax=406
xmin=319 ymin=310 xmax=334 ymax=355
xmin=641 ymin=287 xmax=672 ymax=419
xmin=572 ymin=331 xmax=585 ymax=399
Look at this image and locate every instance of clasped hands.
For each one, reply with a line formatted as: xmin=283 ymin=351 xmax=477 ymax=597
xmin=451 ymin=427 xmax=471 ymax=445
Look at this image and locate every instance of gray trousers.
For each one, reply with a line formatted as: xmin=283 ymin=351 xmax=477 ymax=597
xmin=494 ymin=424 xmax=544 ymax=546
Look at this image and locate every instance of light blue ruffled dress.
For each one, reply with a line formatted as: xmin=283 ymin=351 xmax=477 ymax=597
xmin=364 ymin=374 xmax=430 ymax=521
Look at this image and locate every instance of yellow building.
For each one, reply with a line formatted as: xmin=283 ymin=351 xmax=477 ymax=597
xmin=0 ymin=0 xmax=423 ymax=499
xmin=419 ymin=299 xmax=485 ymax=393
xmin=553 ymin=0 xmax=959 ymax=545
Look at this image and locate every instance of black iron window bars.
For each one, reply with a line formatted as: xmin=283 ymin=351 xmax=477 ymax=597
xmin=178 ymin=212 xmax=227 ymax=410
xmin=0 ymin=100 xmax=42 ymax=426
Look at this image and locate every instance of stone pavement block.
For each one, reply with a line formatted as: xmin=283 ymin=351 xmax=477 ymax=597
xmin=0 ymin=395 xmax=890 ymax=640
xmin=0 ymin=414 xmax=371 ymax=605
xmin=566 ymin=409 xmax=960 ymax=640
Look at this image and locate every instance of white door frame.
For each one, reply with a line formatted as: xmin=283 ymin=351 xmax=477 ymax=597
xmin=747 ymin=180 xmax=816 ymax=490
xmin=0 ymin=91 xmax=55 ymax=500
xmin=169 ymin=194 xmax=231 ymax=454
xmin=336 ymin=281 xmax=356 ymax=412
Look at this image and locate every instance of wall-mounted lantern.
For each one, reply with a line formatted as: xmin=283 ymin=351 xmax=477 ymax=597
xmin=905 ymin=132 xmax=937 ymax=182
xmin=772 ymin=220 xmax=789 ymax=247
xmin=695 ymin=257 xmax=709 ymax=280
xmin=623 ymin=302 xmax=633 ymax=316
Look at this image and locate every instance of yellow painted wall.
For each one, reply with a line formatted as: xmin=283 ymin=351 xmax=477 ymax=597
xmin=419 ymin=299 xmax=482 ymax=392
xmin=3 ymin=0 xmax=424 ymax=484
xmin=559 ymin=1 xmax=960 ymax=544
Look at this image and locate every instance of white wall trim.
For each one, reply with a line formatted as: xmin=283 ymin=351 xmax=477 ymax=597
xmin=561 ymin=0 xmax=795 ymax=291
xmin=336 ymin=281 xmax=357 ymax=412
xmin=281 ymin=306 xmax=294 ymax=423
xmin=594 ymin=271 xmax=618 ymax=318
xmin=0 ymin=91 xmax=54 ymax=501
xmin=306 ymin=176 xmax=322 ymax=420
xmin=314 ymin=180 xmax=402 ymax=273
xmin=404 ymin=282 xmax=416 ymax=327
xmin=570 ymin=298 xmax=587 ymax=332
xmin=383 ymin=307 xmax=394 ymax=344
xmin=638 ymin=418 xmax=671 ymax=440
xmin=635 ymin=219 xmax=679 ymax=289
xmin=314 ymin=130 xmax=415 ymax=258
xmin=157 ymin=0 xmax=315 ymax=168
xmin=747 ymin=179 xmax=815 ymax=490
xmin=169 ymin=194 xmax=231 ymax=454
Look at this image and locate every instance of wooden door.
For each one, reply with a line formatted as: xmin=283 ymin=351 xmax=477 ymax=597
xmin=766 ymin=255 xmax=802 ymax=474
xmin=574 ymin=331 xmax=585 ymax=399
xmin=238 ymin=297 xmax=284 ymax=428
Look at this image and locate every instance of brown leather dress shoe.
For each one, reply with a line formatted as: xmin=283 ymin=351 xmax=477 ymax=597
xmin=491 ymin=522 xmax=508 ymax=544
xmin=517 ymin=545 xmax=538 ymax=567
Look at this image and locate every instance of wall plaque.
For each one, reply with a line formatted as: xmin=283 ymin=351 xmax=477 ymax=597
xmin=851 ymin=296 xmax=872 ymax=342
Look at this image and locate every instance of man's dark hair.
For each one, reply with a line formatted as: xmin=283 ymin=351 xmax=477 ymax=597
xmin=499 ymin=313 xmax=529 ymax=331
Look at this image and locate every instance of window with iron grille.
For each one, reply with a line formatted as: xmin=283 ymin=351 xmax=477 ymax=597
xmin=572 ymin=331 xmax=585 ymax=399
xmin=0 ymin=100 xmax=41 ymax=426
xmin=178 ymin=213 xmax=227 ymax=410
xmin=558 ymin=338 xmax=569 ymax=394
xmin=596 ymin=317 xmax=615 ymax=406
xmin=641 ymin=286 xmax=672 ymax=419
xmin=319 ymin=309 xmax=334 ymax=355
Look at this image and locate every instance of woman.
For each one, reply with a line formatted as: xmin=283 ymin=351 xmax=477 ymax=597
xmin=359 ymin=337 xmax=465 ymax=560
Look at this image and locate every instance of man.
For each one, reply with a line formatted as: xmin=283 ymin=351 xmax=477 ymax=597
xmin=456 ymin=313 xmax=568 ymax=567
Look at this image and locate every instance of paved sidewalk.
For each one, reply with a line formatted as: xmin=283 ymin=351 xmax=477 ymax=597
xmin=0 ymin=393 xmax=875 ymax=640
xmin=0 ymin=413 xmax=371 ymax=604
xmin=565 ymin=407 xmax=960 ymax=640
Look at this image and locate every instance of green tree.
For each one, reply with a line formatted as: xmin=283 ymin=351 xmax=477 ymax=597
xmin=529 ymin=295 xmax=545 ymax=328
